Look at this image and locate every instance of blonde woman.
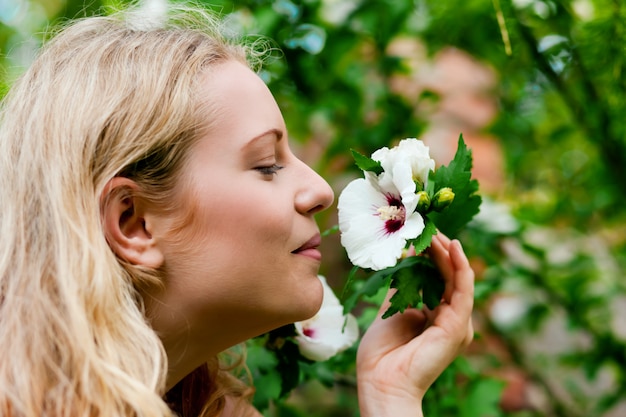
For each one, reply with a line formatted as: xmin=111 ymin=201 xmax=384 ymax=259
xmin=0 ymin=4 xmax=474 ymax=417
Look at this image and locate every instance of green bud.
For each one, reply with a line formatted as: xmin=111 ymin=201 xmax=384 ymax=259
xmin=416 ymin=191 xmax=431 ymax=213
xmin=432 ymin=187 xmax=455 ymax=211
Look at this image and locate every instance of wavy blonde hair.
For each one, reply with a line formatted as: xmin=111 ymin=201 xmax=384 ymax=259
xmin=0 ymin=3 xmax=258 ymax=416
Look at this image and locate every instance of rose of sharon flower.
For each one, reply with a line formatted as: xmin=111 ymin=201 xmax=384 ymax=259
xmin=294 ymin=276 xmax=359 ymax=361
xmin=338 ymin=139 xmax=435 ymax=270
xmin=372 ymin=138 xmax=435 ymax=194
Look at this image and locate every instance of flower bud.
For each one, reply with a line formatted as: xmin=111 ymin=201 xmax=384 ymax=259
xmin=432 ymin=187 xmax=455 ymax=211
xmin=415 ymin=191 xmax=430 ymax=213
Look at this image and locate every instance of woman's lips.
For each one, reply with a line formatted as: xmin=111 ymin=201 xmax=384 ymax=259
xmin=292 ymin=234 xmax=322 ymax=261
xmin=294 ymin=247 xmax=322 ymax=261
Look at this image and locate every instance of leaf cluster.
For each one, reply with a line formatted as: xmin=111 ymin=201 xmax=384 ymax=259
xmin=427 ymin=135 xmax=482 ymax=237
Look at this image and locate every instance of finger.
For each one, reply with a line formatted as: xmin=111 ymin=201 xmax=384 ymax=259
xmin=429 ymin=235 xmax=451 ymax=276
xmin=464 ymin=320 xmax=475 ymax=349
xmin=448 ymin=239 xmax=475 ymax=317
xmin=449 ymin=240 xmax=473 ymax=293
xmin=428 ymin=235 xmax=454 ymax=302
xmin=436 ymin=231 xmax=451 ymax=248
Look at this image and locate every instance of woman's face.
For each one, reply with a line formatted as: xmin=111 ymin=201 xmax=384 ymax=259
xmin=149 ymin=60 xmax=334 ymax=348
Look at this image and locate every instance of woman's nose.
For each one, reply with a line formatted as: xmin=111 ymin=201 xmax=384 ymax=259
xmin=295 ymin=161 xmax=335 ymax=216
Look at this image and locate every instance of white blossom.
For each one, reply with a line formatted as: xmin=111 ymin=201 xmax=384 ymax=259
xmin=338 ymin=138 xmax=434 ymax=270
xmin=372 ymin=138 xmax=435 ymax=194
xmin=294 ymin=276 xmax=358 ymax=361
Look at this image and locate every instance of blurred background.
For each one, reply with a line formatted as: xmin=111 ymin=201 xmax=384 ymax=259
xmin=2 ymin=0 xmax=625 ymax=416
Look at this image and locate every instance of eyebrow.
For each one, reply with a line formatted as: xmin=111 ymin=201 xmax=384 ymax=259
xmin=242 ymin=128 xmax=284 ymax=150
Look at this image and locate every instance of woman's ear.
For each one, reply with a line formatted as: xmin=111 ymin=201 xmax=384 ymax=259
xmin=100 ymin=177 xmax=164 ymax=269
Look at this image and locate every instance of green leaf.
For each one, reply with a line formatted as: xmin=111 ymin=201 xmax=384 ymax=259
xmin=339 ymin=265 xmax=360 ymax=303
xmin=408 ymin=217 xmax=437 ymax=255
xmin=422 ymin=262 xmax=445 ymax=309
xmin=342 ymin=256 xmax=426 ymax=314
xmin=274 ymin=340 xmax=302 ymax=398
xmin=351 ymin=148 xmax=383 ymax=175
xmin=459 ymin=378 xmax=506 ymax=417
xmin=250 ymin=368 xmax=282 ymax=411
xmin=247 ymin=342 xmax=281 ymax=411
xmin=428 ymin=134 xmax=482 ymax=237
xmin=383 ymin=256 xmax=444 ymax=318
xmin=383 ymin=267 xmax=424 ymax=318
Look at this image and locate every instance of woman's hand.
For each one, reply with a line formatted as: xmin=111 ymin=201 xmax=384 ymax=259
xmin=356 ymin=233 xmax=475 ymax=417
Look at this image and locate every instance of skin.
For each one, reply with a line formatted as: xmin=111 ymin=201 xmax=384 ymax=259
xmin=103 ymin=60 xmax=474 ymax=416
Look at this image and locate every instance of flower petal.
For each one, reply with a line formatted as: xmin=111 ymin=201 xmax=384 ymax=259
xmin=295 ymin=307 xmax=359 ymax=361
xmin=294 ymin=276 xmax=359 ymax=361
xmin=373 ymin=138 xmax=435 ymax=189
xmin=337 ymin=179 xmax=398 ymax=269
xmin=318 ymin=275 xmax=341 ymax=308
xmin=390 ymin=160 xmax=418 ymax=211
xmin=338 ymin=177 xmax=425 ymax=270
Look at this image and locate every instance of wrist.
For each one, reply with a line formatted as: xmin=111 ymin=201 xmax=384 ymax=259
xmin=358 ymin=381 xmax=424 ymax=417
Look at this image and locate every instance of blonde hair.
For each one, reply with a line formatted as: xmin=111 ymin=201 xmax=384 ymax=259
xmin=0 ymin=4 xmax=257 ymax=416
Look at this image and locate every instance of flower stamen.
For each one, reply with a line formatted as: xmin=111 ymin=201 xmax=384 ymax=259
xmin=376 ymin=196 xmax=406 ymax=234
xmin=376 ymin=205 xmax=404 ymax=221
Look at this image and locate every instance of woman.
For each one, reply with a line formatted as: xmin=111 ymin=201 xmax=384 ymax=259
xmin=0 ymin=4 xmax=474 ymax=416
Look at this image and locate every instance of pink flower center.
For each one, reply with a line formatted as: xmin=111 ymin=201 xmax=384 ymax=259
xmin=303 ymin=327 xmax=315 ymax=338
xmin=377 ymin=195 xmax=405 ymax=234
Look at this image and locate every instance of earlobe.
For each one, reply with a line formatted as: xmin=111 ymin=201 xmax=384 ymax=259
xmin=101 ymin=177 xmax=164 ymax=269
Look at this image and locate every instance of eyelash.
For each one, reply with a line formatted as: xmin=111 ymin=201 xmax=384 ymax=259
xmin=255 ymin=164 xmax=284 ymax=176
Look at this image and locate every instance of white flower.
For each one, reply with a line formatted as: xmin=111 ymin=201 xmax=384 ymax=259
xmin=372 ymin=138 xmax=435 ymax=192
xmin=338 ymin=138 xmax=434 ymax=270
xmin=338 ymin=177 xmax=425 ymax=270
xmin=294 ymin=276 xmax=359 ymax=361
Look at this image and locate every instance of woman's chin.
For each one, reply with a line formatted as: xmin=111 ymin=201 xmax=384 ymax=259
xmin=292 ymin=279 xmax=325 ymax=321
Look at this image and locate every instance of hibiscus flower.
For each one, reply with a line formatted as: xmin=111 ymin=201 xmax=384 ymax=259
xmin=294 ymin=276 xmax=359 ymax=361
xmin=372 ymin=138 xmax=435 ymax=192
xmin=337 ymin=138 xmax=435 ymax=270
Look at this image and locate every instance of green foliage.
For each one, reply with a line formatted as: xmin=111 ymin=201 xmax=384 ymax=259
xmin=427 ymin=135 xmax=482 ymax=237
xmin=424 ymin=357 xmax=507 ymax=417
xmin=247 ymin=341 xmax=283 ymax=410
xmin=411 ymin=216 xmax=437 ymax=255
xmin=342 ymin=255 xmax=426 ymax=315
xmin=385 ymin=257 xmax=444 ymax=317
xmin=349 ymin=149 xmax=383 ymax=175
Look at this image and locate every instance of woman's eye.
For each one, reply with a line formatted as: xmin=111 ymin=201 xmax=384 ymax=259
xmin=255 ymin=164 xmax=284 ymax=176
